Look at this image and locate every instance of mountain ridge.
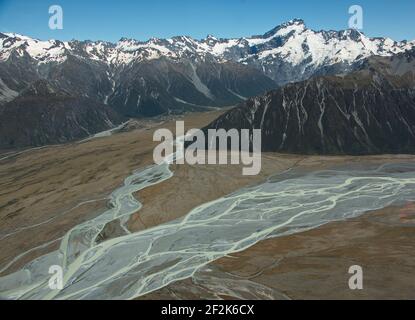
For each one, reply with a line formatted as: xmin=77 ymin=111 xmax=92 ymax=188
xmin=202 ymin=49 xmax=415 ymax=155
xmin=1 ymin=19 xmax=414 ymax=79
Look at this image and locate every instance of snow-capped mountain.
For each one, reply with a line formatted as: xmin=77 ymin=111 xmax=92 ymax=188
xmin=2 ymin=19 xmax=414 ymax=66
xmin=0 ymin=32 xmax=277 ymax=116
xmin=1 ymin=19 xmax=414 ymax=117
xmin=2 ymin=19 xmax=414 ymax=73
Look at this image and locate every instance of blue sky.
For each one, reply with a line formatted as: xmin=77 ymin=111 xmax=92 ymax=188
xmin=0 ymin=0 xmax=414 ymax=42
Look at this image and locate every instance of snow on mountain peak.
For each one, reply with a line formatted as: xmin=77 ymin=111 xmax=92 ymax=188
xmin=0 ymin=33 xmax=68 ymax=62
xmin=284 ymin=18 xmax=306 ymax=26
xmin=1 ymin=19 xmax=414 ymax=79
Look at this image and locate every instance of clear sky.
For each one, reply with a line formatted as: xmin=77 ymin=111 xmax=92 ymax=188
xmin=0 ymin=0 xmax=414 ymax=42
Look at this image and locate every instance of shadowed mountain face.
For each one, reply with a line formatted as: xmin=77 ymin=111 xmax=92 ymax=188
xmin=109 ymin=58 xmax=276 ymax=117
xmin=203 ymin=50 xmax=415 ymax=155
xmin=0 ymin=80 xmax=124 ymax=149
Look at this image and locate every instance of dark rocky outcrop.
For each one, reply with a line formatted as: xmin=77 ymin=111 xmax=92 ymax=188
xmin=0 ymin=80 xmax=124 ymax=149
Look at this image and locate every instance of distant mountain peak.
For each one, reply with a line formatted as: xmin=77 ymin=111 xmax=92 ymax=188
xmin=283 ymin=18 xmax=306 ymax=26
xmin=262 ymin=18 xmax=307 ymax=38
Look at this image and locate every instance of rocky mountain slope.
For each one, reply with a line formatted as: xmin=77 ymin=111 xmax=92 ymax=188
xmin=203 ymin=49 xmax=415 ymax=155
xmin=0 ymin=80 xmax=124 ymax=149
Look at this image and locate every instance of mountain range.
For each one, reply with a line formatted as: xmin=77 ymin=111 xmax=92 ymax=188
xmin=1 ymin=19 xmax=415 ymax=150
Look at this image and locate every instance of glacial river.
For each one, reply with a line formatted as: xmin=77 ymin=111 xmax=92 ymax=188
xmin=1 ymin=143 xmax=415 ymax=299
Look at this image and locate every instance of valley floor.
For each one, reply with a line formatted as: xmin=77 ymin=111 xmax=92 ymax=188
xmin=0 ymin=110 xmax=414 ymax=299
